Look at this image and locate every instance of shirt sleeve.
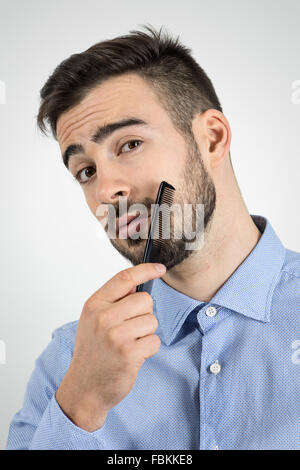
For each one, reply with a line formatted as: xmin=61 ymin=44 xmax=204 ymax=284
xmin=6 ymin=324 xmax=107 ymax=450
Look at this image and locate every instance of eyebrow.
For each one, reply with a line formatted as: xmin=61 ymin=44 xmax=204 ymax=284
xmin=62 ymin=117 xmax=150 ymax=169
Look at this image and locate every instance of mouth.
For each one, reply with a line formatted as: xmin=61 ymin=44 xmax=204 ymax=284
xmin=117 ymin=212 xmax=151 ymax=239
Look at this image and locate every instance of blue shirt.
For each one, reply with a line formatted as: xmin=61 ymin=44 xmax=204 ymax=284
xmin=6 ymin=214 xmax=300 ymax=450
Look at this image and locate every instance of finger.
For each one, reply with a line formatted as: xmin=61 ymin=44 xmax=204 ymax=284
xmin=93 ymin=263 xmax=166 ymax=304
xmin=105 ymin=291 xmax=154 ymax=323
xmin=113 ymin=313 xmax=158 ymax=342
xmin=135 ymin=334 xmax=161 ymax=360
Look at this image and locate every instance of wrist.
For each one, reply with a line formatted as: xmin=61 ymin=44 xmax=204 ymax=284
xmin=55 ymin=380 xmax=108 ymax=432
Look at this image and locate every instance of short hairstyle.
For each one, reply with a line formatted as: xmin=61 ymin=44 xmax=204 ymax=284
xmin=36 ymin=24 xmax=224 ymax=146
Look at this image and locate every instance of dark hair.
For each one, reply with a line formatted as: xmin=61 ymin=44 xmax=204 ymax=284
xmin=36 ymin=24 xmax=225 ymax=144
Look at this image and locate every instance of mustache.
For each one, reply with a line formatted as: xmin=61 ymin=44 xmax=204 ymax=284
xmin=96 ymin=197 xmax=154 ymax=231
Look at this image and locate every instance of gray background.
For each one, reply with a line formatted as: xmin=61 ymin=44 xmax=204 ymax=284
xmin=0 ymin=0 xmax=299 ymax=449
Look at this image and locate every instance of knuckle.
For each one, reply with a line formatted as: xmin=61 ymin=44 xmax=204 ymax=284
xmin=107 ymin=328 xmax=130 ymax=356
xmin=145 ymin=313 xmax=158 ymax=329
xmin=107 ymin=327 xmax=120 ymax=345
xmin=116 ymin=269 xmax=133 ymax=283
xmin=119 ymin=340 xmax=132 ymax=356
xmin=83 ymin=298 xmax=97 ymax=315
xmin=153 ymin=334 xmax=161 ymax=349
xmin=97 ymin=310 xmax=110 ymax=330
xmin=151 ymin=315 xmax=159 ymax=330
xmin=140 ymin=291 xmax=153 ymax=308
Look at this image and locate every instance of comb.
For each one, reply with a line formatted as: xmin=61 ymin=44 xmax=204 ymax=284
xmin=136 ymin=181 xmax=175 ymax=292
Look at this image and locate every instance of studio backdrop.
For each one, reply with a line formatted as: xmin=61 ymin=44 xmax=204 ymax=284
xmin=0 ymin=0 xmax=299 ymax=449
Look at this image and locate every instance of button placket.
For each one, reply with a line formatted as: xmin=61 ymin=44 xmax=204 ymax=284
xmin=198 ymin=307 xmax=227 ymax=449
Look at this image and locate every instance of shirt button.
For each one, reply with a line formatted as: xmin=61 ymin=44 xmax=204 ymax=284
xmin=205 ymin=306 xmax=217 ymax=317
xmin=210 ymin=360 xmax=221 ymax=375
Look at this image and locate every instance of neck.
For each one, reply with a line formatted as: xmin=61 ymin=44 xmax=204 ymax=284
xmin=161 ymin=171 xmax=262 ymax=302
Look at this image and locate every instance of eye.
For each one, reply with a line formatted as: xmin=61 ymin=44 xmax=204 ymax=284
xmin=118 ymin=139 xmax=143 ymax=154
xmin=74 ymin=166 xmax=96 ymax=185
xmin=73 ymin=140 xmax=142 ymax=185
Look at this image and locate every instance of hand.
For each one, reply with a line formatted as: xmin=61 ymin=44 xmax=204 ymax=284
xmin=55 ymin=262 xmax=166 ymax=432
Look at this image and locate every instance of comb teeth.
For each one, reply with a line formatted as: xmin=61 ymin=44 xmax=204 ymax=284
xmin=152 ymin=237 xmax=165 ymax=247
xmin=159 ymin=183 xmax=175 ymax=207
xmin=160 ymin=187 xmax=174 ymax=205
xmin=138 ymin=181 xmax=176 ymax=276
xmin=152 ymin=206 xmax=170 ymax=240
xmin=152 ymin=184 xmax=175 ymax=242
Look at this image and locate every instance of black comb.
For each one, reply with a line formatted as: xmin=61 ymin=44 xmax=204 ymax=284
xmin=136 ymin=181 xmax=175 ymax=292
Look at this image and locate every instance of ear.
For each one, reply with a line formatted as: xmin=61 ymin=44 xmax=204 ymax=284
xmin=193 ymin=109 xmax=231 ymax=169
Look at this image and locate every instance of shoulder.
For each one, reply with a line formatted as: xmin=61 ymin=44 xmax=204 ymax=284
xmin=50 ymin=320 xmax=79 ymax=351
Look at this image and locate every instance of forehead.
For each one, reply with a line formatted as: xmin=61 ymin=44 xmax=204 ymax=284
xmin=57 ymin=73 xmax=165 ymax=147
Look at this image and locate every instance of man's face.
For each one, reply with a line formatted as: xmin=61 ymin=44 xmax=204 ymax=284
xmin=57 ymin=73 xmax=216 ymax=269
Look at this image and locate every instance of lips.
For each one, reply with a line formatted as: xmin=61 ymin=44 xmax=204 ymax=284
xmin=116 ymin=213 xmax=141 ymax=234
xmin=117 ymin=212 xmax=151 ymax=238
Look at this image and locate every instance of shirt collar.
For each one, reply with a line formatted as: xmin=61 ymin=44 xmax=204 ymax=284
xmin=143 ymin=214 xmax=286 ymax=346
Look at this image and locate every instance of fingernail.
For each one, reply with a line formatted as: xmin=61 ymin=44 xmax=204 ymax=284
xmin=155 ymin=263 xmax=166 ymax=273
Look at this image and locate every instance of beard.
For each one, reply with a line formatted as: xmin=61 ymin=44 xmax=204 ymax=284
xmin=106 ymin=132 xmax=216 ymax=270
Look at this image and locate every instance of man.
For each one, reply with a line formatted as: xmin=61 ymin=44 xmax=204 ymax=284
xmin=6 ymin=25 xmax=300 ymax=450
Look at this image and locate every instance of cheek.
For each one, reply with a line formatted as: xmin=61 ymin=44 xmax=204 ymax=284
xmin=84 ymin=192 xmax=98 ymax=218
xmin=151 ymin=151 xmax=186 ymax=186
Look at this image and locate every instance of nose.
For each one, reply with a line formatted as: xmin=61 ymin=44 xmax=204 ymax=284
xmin=95 ymin=170 xmax=131 ymax=206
